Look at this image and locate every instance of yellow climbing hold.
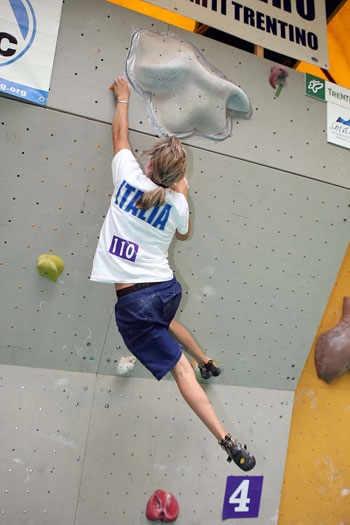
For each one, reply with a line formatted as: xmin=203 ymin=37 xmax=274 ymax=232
xmin=36 ymin=254 xmax=64 ymax=282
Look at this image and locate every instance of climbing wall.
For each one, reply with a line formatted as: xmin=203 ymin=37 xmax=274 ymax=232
xmin=1 ymin=0 xmax=349 ymax=523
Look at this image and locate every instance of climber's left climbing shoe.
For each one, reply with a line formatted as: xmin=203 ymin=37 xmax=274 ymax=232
xmin=198 ymin=359 xmax=221 ymax=380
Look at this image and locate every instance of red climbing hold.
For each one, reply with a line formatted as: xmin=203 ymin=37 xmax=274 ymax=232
xmin=269 ymin=65 xmax=288 ymax=88
xmin=146 ymin=489 xmax=179 ymax=522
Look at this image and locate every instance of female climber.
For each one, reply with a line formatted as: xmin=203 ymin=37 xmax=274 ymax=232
xmin=90 ymin=76 xmax=255 ymax=471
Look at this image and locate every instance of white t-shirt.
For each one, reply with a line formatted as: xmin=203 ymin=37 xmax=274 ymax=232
xmin=90 ymin=149 xmax=189 ymax=283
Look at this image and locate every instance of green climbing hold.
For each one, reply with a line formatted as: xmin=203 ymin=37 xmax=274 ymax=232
xmin=37 ymin=254 xmax=64 ymax=282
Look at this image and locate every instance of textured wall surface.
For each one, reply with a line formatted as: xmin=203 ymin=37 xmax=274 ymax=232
xmin=1 ymin=0 xmax=349 ymax=523
xmin=0 ymin=364 xmax=293 ymax=524
xmin=1 ymin=97 xmax=348 ymax=390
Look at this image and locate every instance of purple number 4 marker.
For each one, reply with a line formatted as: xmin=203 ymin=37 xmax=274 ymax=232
xmin=222 ymin=476 xmax=263 ymax=519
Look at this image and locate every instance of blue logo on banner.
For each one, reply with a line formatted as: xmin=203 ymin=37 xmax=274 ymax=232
xmin=0 ymin=0 xmax=37 ymax=66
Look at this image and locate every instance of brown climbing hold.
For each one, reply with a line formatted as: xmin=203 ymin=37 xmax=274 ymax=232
xmin=314 ymin=296 xmax=350 ymax=383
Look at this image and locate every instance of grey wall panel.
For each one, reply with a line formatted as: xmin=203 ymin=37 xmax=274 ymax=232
xmin=1 ymin=98 xmax=114 ymax=373
xmin=1 ymin=97 xmax=348 ymax=391
xmin=47 ymin=0 xmax=350 ymax=188
xmin=75 ymin=374 xmax=294 ymax=525
xmin=0 ymin=364 xmax=96 ymax=524
xmin=0 ymin=364 xmax=293 ymax=524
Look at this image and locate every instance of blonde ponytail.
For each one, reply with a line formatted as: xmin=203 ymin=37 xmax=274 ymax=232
xmin=136 ymin=186 xmax=166 ymax=210
xmin=137 ymin=136 xmax=187 ymax=210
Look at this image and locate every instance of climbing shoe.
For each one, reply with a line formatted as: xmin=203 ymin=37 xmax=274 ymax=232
xmin=219 ymin=434 xmax=256 ymax=471
xmin=198 ymin=359 xmax=221 ymax=380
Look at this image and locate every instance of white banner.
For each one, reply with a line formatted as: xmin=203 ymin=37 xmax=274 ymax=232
xmin=326 ymin=82 xmax=350 ymax=109
xmin=327 ymin=101 xmax=350 ymax=150
xmin=325 ymin=81 xmax=350 ymax=150
xmin=141 ymin=0 xmax=329 ymax=68
xmin=0 ymin=0 xmax=63 ymax=106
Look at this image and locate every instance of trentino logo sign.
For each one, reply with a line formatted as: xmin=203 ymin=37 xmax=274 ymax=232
xmin=0 ymin=0 xmax=37 ymax=67
xmin=305 ymin=74 xmax=350 ymax=150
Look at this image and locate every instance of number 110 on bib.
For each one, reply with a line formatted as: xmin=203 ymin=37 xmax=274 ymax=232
xmin=222 ymin=476 xmax=263 ymax=519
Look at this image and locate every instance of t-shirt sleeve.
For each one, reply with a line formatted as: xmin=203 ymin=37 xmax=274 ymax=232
xmin=175 ymin=195 xmax=190 ymax=235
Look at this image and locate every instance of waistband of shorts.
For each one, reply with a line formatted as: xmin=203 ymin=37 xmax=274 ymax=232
xmin=116 ymin=281 xmax=167 ymax=298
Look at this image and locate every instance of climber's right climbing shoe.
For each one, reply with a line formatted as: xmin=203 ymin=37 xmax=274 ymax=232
xmin=219 ymin=434 xmax=256 ymax=471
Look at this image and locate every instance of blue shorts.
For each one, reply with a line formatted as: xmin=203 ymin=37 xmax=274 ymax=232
xmin=115 ymin=276 xmax=183 ymax=380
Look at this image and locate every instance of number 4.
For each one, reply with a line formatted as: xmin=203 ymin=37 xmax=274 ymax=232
xmin=229 ymin=479 xmax=251 ymax=512
xmin=223 ymin=476 xmax=263 ymax=519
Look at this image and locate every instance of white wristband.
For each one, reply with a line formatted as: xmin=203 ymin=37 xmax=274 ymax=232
xmin=117 ymin=100 xmax=129 ymax=104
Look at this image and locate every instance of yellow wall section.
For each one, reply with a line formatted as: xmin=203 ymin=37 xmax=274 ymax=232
xmin=296 ymin=1 xmax=350 ymax=89
xmin=106 ymin=0 xmax=196 ymax=32
xmin=279 ymin=243 xmax=350 ymax=524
